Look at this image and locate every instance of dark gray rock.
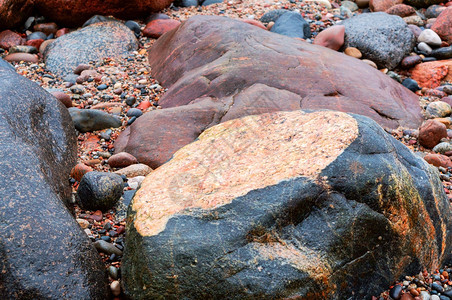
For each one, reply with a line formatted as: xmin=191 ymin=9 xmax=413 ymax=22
xmin=82 ymin=15 xmax=115 ymax=27
xmin=68 ymin=108 xmax=122 ymax=133
xmin=342 ymin=12 xmax=416 ymax=69
xmin=402 ymin=78 xmax=421 ymax=92
xmin=77 ymin=171 xmax=124 ymax=211
xmin=175 ymin=0 xmax=198 ymax=7
xmin=27 ymin=31 xmax=47 ymax=40
xmin=201 ymin=0 xmax=223 ymax=5
xmin=260 ymin=9 xmax=289 ymax=23
xmin=124 ymin=20 xmax=141 ymax=37
xmin=126 ymin=108 xmax=143 ymax=118
xmin=122 ymin=110 xmax=452 ymax=299
xmin=43 ymin=21 xmax=138 ymax=76
xmin=425 ymin=5 xmax=446 ymax=18
xmin=0 ymin=62 xmax=109 ymax=298
xmin=270 ymin=11 xmax=311 ymax=39
xmin=94 ymin=240 xmax=123 ymax=256
xmin=430 ymin=46 xmax=452 ymax=60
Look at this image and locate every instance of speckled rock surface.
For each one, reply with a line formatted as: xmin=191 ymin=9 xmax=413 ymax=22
xmin=0 ymin=64 xmax=109 ymax=298
xmin=77 ymin=171 xmax=124 ymax=211
xmin=43 ymin=21 xmax=138 ymax=76
xmin=115 ymin=16 xmax=422 ymax=168
xmin=33 ymin=0 xmax=174 ymax=27
xmin=123 ymin=110 xmax=451 ymax=299
xmin=0 ymin=0 xmax=34 ymax=30
xmin=342 ymin=12 xmax=416 ymax=69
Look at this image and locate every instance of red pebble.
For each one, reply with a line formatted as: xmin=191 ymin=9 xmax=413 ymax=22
xmin=137 ymin=100 xmax=151 ymax=110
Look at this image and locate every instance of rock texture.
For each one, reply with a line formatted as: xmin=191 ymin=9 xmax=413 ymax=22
xmin=33 ymin=0 xmax=174 ymax=27
xmin=0 ymin=62 xmax=109 ymax=298
xmin=0 ymin=0 xmax=34 ymax=30
xmin=410 ymin=60 xmax=452 ymax=89
xmin=123 ymin=110 xmax=452 ymax=300
xmin=431 ymin=7 xmax=452 ymax=44
xmin=115 ymin=16 xmax=422 ymax=168
xmin=342 ymin=12 xmax=416 ymax=69
xmin=43 ymin=21 xmax=138 ymax=76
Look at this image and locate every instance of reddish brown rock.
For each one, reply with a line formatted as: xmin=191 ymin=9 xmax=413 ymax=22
xmin=410 ymin=60 xmax=452 ymax=89
xmin=51 ymin=91 xmax=72 ymax=108
xmin=424 ymin=153 xmax=452 ymax=168
xmin=33 ymin=0 xmax=174 ymax=27
xmin=431 ymin=7 xmax=452 ymax=44
xmin=70 ymin=163 xmax=93 ymax=181
xmin=385 ymin=4 xmax=416 ymax=17
xmin=56 ymin=28 xmax=70 ymax=37
xmin=313 ymin=25 xmax=345 ymax=51
xmin=400 ymin=55 xmax=422 ymax=69
xmin=142 ymin=19 xmax=181 ymax=38
xmin=241 ymin=19 xmax=267 ymax=30
xmin=370 ymin=0 xmax=402 ymax=12
xmin=3 ymin=52 xmax=38 ymax=63
xmin=33 ymin=22 xmax=59 ymax=35
xmin=419 ymin=119 xmax=448 ymax=149
xmin=0 ymin=30 xmax=24 ymax=50
xmin=0 ymin=0 xmax=34 ymax=30
xmin=115 ymin=16 xmax=423 ymax=168
xmin=25 ymin=38 xmax=44 ymax=50
xmin=108 ymin=152 xmax=139 ymax=168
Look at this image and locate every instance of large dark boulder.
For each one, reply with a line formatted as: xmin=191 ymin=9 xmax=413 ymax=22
xmin=0 ymin=65 xmax=109 ymax=298
xmin=43 ymin=21 xmax=138 ymax=77
xmin=33 ymin=0 xmax=174 ymax=27
xmin=123 ymin=110 xmax=452 ymax=299
xmin=115 ymin=16 xmax=422 ymax=168
xmin=341 ymin=12 xmax=416 ymax=69
xmin=0 ymin=0 xmax=34 ymax=30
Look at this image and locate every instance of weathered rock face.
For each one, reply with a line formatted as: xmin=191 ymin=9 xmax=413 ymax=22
xmin=0 ymin=65 xmax=109 ymax=298
xmin=341 ymin=12 xmax=416 ymax=69
xmin=0 ymin=0 xmax=34 ymax=30
xmin=43 ymin=21 xmax=138 ymax=76
xmin=123 ymin=110 xmax=451 ymax=300
xmin=33 ymin=0 xmax=174 ymax=27
xmin=431 ymin=7 xmax=452 ymax=44
xmin=116 ymin=16 xmax=422 ymax=168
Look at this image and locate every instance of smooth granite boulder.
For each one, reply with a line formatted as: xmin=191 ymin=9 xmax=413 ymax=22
xmin=341 ymin=12 xmax=416 ymax=69
xmin=43 ymin=21 xmax=138 ymax=76
xmin=115 ymin=16 xmax=422 ymax=168
xmin=123 ymin=110 xmax=451 ymax=299
xmin=0 ymin=64 xmax=109 ymax=298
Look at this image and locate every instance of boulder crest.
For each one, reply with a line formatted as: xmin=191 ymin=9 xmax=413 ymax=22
xmin=115 ymin=15 xmax=422 ymax=169
xmin=123 ymin=110 xmax=451 ymax=299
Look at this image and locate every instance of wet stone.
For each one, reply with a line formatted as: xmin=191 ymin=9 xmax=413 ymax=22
xmin=94 ymin=240 xmax=123 ymax=255
xmin=432 ymin=142 xmax=452 ymax=154
xmin=426 ymin=101 xmax=452 ymax=118
xmin=76 ymin=171 xmax=124 ymax=211
xmin=389 ymin=285 xmax=403 ymax=300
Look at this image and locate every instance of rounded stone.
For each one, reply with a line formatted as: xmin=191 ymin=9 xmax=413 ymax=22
xmin=418 ymin=119 xmax=448 ymax=148
xmin=51 ymin=91 xmax=73 ymax=108
xmin=400 ymin=55 xmax=422 ymax=69
xmin=142 ymin=19 xmax=181 ymax=38
xmin=77 ymin=171 xmax=124 ymax=211
xmin=344 ymin=47 xmax=362 ymax=58
xmin=426 ymin=101 xmax=452 ymax=118
xmin=433 ymin=142 xmax=452 ymax=154
xmin=108 ymin=152 xmax=139 ymax=168
xmin=418 ymin=29 xmax=442 ymax=47
xmin=3 ymin=52 xmax=38 ymax=63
